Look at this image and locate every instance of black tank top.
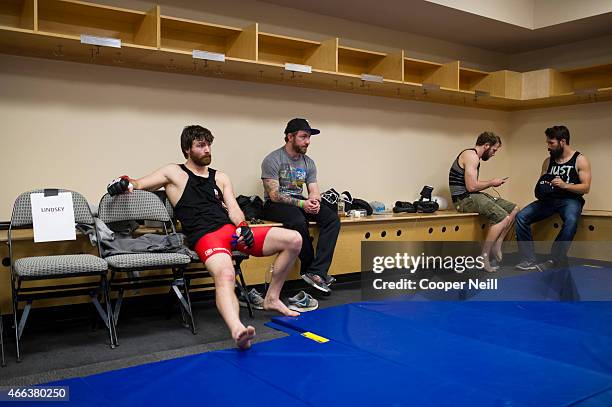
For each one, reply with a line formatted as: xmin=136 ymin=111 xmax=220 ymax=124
xmin=547 ymin=151 xmax=584 ymax=201
xmin=173 ymin=165 xmax=232 ymax=248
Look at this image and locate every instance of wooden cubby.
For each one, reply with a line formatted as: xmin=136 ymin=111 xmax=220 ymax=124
xmin=458 ymin=68 xmax=522 ymax=99
xmin=258 ymin=33 xmax=337 ymax=72
xmin=558 ymin=64 xmax=612 ymax=94
xmin=404 ymin=58 xmax=459 ymax=90
xmin=0 ymin=0 xmax=36 ymax=31
xmin=37 ymin=0 xmax=159 ymax=48
xmin=0 ymin=0 xmax=611 ymax=110
xmin=459 ymin=66 xmax=488 ymax=92
xmin=160 ymin=17 xmax=256 ymax=61
xmin=338 ymin=46 xmax=403 ymax=81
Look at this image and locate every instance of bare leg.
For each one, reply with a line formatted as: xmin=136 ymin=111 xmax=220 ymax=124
xmin=205 ymin=253 xmax=255 ymax=350
xmin=492 ymin=207 xmax=519 ymax=262
xmin=261 ymin=227 xmax=302 ymax=317
xmin=482 ymin=216 xmax=512 ymax=272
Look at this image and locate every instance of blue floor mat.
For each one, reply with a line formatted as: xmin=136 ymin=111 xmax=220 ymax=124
xmin=272 ymin=301 xmax=612 ymax=406
xmin=25 ymin=267 xmax=612 ymax=407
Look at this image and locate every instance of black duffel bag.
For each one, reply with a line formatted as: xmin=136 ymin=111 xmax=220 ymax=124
xmin=236 ymin=195 xmax=264 ymax=221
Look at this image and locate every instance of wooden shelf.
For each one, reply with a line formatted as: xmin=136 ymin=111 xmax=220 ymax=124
xmin=258 ymin=32 xmax=337 ymax=72
xmin=160 ymin=16 xmax=256 ymax=60
xmin=38 ymin=0 xmax=158 ymax=47
xmin=0 ymin=0 xmax=35 ymax=31
xmin=459 ymin=66 xmax=488 ymax=92
xmin=558 ymin=64 xmax=612 ymax=94
xmin=0 ymin=0 xmax=611 ymax=111
xmin=404 ymin=58 xmax=459 ymax=90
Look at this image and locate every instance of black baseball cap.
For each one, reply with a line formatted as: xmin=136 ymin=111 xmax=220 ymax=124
xmin=284 ymin=118 xmax=320 ymax=135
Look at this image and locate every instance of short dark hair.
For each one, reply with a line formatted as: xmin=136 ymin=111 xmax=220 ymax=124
xmin=180 ymin=125 xmax=214 ymax=158
xmin=284 ymin=131 xmax=297 ymax=143
xmin=476 ymin=131 xmax=501 ymax=147
xmin=545 ymin=125 xmax=570 ymax=144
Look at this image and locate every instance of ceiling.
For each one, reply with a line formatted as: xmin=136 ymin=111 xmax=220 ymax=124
xmin=259 ymin=0 xmax=612 ymax=53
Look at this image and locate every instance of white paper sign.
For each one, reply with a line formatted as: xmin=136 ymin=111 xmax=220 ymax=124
xmin=192 ymin=50 xmax=226 ymax=62
xmin=80 ymin=35 xmax=121 ymax=48
xmin=30 ymin=192 xmax=76 ymax=243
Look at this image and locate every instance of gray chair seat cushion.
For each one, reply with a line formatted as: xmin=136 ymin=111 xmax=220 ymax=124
xmin=14 ymin=254 xmax=108 ymax=277
xmin=105 ymin=253 xmax=191 ymax=269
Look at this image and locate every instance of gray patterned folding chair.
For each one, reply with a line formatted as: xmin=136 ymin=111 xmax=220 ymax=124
xmin=98 ymin=190 xmax=194 ymax=341
xmin=157 ymin=192 xmax=255 ymax=318
xmin=8 ymin=189 xmax=115 ymax=362
xmin=1 ymin=307 xmax=5 ymax=367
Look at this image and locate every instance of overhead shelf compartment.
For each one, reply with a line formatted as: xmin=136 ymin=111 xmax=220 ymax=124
xmin=160 ymin=17 xmax=256 ymax=61
xmin=0 ymin=0 xmax=35 ymax=31
xmin=37 ymin=0 xmax=159 ymax=48
xmin=258 ymin=33 xmax=337 ymax=72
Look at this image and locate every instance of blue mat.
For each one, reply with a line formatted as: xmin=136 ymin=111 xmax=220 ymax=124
xmin=25 ymin=266 xmax=612 ymax=407
xmin=273 ymin=302 xmax=612 ymax=406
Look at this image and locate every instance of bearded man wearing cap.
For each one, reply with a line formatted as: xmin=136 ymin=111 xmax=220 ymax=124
xmin=261 ymin=118 xmax=341 ymax=293
xmin=515 ymin=125 xmax=592 ymax=272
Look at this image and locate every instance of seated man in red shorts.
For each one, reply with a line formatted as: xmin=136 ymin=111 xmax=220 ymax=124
xmin=107 ymin=125 xmax=301 ymax=350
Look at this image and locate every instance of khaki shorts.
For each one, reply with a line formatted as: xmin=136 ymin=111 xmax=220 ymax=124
xmin=454 ymin=192 xmax=516 ymax=224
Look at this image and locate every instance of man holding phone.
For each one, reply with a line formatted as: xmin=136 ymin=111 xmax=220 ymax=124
xmin=449 ymin=131 xmax=518 ymax=272
xmin=515 ymin=126 xmax=591 ymax=271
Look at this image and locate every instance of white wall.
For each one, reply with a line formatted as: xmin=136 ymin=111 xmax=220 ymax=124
xmin=0 ymin=53 xmax=512 ymax=219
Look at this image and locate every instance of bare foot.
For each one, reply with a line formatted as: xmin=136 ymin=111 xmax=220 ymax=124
xmin=493 ymin=248 xmax=503 ymax=263
xmin=482 ymin=254 xmax=499 ymax=273
xmin=264 ymin=298 xmax=300 ymax=317
xmin=233 ymin=325 xmax=256 ymax=350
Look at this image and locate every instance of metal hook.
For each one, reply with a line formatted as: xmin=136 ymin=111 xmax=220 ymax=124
xmin=53 ymin=45 xmax=64 ymax=57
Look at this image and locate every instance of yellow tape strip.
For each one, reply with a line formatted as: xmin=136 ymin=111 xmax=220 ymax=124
xmin=301 ymin=331 xmax=329 ymax=343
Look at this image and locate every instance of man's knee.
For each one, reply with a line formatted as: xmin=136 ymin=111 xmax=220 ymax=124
xmin=286 ymin=230 xmax=302 ymax=252
xmin=515 ymin=209 xmax=529 ymax=225
xmin=210 ymin=267 xmax=235 ymax=283
xmin=563 ymin=215 xmax=579 ymax=230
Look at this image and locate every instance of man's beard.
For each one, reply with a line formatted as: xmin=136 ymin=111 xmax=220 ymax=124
xmin=482 ymin=148 xmax=492 ymax=161
xmin=292 ymin=141 xmax=307 ymax=154
xmin=192 ymin=154 xmax=211 ymax=166
xmin=549 ymin=146 xmax=563 ymax=160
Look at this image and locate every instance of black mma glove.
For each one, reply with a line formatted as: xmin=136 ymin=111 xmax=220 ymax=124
xmin=232 ymin=221 xmax=254 ymax=248
xmin=107 ymin=175 xmax=133 ymax=196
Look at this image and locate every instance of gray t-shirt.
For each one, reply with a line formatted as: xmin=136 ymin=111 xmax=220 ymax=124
xmin=261 ymin=147 xmax=317 ymax=200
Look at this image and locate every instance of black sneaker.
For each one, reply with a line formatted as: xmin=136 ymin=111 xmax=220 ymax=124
xmin=301 ymin=273 xmax=331 ymax=293
xmin=515 ymin=260 xmax=537 ymax=271
xmin=324 ymin=275 xmax=337 ymax=286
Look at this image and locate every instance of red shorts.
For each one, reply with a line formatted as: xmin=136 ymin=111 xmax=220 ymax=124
xmin=194 ymin=224 xmax=272 ymax=263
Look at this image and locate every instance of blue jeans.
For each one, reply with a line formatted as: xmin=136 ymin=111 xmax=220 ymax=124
xmin=515 ymin=198 xmax=583 ymax=265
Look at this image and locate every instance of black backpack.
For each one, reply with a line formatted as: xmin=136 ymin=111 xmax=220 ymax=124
xmin=236 ymin=195 xmax=264 ymax=221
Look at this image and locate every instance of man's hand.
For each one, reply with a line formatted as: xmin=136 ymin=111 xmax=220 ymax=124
xmin=107 ymin=176 xmax=133 ymax=196
xmin=303 ymin=198 xmax=320 ymax=214
xmin=232 ymin=221 xmax=254 ymax=248
xmin=551 ymin=177 xmax=567 ymax=189
xmin=490 ymin=178 xmax=506 ymax=188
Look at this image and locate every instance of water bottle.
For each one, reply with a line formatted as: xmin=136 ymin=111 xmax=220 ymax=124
xmin=337 ymin=197 xmax=345 ymax=217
